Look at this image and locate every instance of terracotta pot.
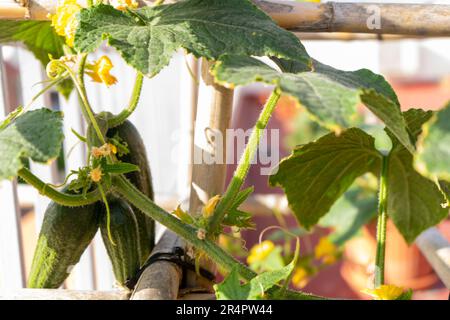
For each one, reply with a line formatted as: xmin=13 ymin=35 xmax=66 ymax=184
xmin=341 ymin=220 xmax=438 ymax=298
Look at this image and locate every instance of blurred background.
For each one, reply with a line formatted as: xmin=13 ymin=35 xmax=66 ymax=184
xmin=0 ymin=0 xmax=449 ymax=299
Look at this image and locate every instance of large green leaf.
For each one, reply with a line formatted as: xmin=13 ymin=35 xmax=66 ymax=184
xmin=0 ymin=21 xmax=65 ymax=66
xmin=269 ymin=128 xmax=382 ymax=229
xmin=319 ymin=185 xmax=377 ymax=245
xmin=438 ymin=180 xmax=450 ymax=203
xmin=415 ymin=102 xmax=450 ymax=181
xmin=0 ymin=109 xmax=64 ymax=181
xmin=386 ymin=109 xmax=448 ymax=244
xmin=214 ymin=251 xmax=296 ymax=300
xmin=74 ymin=1 xmax=310 ymax=77
xmin=213 ymin=55 xmax=413 ymax=153
xmin=0 ymin=21 xmax=74 ymax=98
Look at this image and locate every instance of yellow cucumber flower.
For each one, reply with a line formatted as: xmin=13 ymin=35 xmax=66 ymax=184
xmin=247 ymin=240 xmax=275 ymax=265
xmin=90 ymin=166 xmax=103 ymax=182
xmin=292 ymin=267 xmax=310 ymax=289
xmin=86 ymin=56 xmax=118 ymax=86
xmin=91 ymin=143 xmax=117 ymax=158
xmin=50 ymin=0 xmax=82 ymax=47
xmin=110 ymin=0 xmax=139 ymax=11
xmin=202 ymin=195 xmax=221 ymax=218
xmin=314 ymin=237 xmax=338 ymax=265
xmin=362 ymin=284 xmax=405 ymax=300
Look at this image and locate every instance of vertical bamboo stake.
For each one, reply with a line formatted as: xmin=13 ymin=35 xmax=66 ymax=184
xmin=186 ymin=59 xmax=234 ymax=288
xmin=189 ymin=59 xmax=234 ymax=214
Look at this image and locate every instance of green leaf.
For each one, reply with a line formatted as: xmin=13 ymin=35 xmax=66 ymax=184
xmin=386 ymin=109 xmax=448 ymax=244
xmin=438 ymin=180 xmax=450 ymax=203
xmin=222 ymin=187 xmax=255 ymax=229
xmin=214 ymin=241 xmax=298 ymax=300
xmin=0 ymin=21 xmax=74 ymax=98
xmin=269 ymin=128 xmax=381 ymax=229
xmin=248 ymin=246 xmax=285 ymax=273
xmin=0 ymin=109 xmax=64 ymax=180
xmin=319 ymin=185 xmax=377 ymax=245
xmin=103 ymin=162 xmax=140 ymax=175
xmin=396 ymin=289 xmax=413 ymax=300
xmin=74 ymin=1 xmax=310 ymax=77
xmin=213 ymin=55 xmax=413 ymax=153
xmin=415 ymin=102 xmax=450 ymax=180
xmin=56 ymin=78 xmax=75 ymax=100
xmin=0 ymin=21 xmax=65 ymax=66
xmin=214 ymin=266 xmax=250 ymax=300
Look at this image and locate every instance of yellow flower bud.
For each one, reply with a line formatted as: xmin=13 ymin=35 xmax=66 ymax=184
xmin=247 ymin=240 xmax=275 ymax=265
xmin=90 ymin=166 xmax=103 ymax=182
xmin=292 ymin=267 xmax=309 ymax=289
xmin=202 ymin=195 xmax=221 ymax=218
xmin=314 ymin=237 xmax=338 ymax=265
xmin=91 ymin=143 xmax=116 ymax=158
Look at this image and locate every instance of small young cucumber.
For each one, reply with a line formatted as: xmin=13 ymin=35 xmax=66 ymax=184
xmin=28 ymin=199 xmax=99 ymax=288
xmin=99 ymin=196 xmax=141 ymax=288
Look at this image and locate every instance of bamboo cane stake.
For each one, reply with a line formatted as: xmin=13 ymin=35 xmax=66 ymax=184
xmin=131 ymin=230 xmax=183 ymax=300
xmin=188 ymin=59 xmax=234 ymax=215
xmin=184 ymin=59 xmax=234 ymax=288
xmin=255 ymin=1 xmax=450 ymax=36
xmin=1 ymin=1 xmax=450 ymax=37
xmin=0 ymin=289 xmax=130 ymax=300
xmin=295 ymin=32 xmax=432 ymax=41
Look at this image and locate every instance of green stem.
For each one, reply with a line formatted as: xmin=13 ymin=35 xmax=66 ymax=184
xmin=207 ymin=89 xmax=281 ymax=234
xmin=66 ymin=54 xmax=105 ymax=145
xmin=107 ymin=73 xmax=143 ymax=128
xmin=375 ymin=154 xmax=389 ymax=287
xmin=112 ymin=174 xmax=324 ymax=300
xmin=18 ymin=168 xmax=101 ymax=206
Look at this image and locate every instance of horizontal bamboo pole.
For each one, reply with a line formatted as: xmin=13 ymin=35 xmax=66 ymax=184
xmin=295 ymin=32 xmax=435 ymax=42
xmin=1 ymin=0 xmax=450 ymax=37
xmin=0 ymin=289 xmax=130 ymax=300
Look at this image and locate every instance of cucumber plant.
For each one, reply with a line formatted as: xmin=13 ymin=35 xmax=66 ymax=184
xmin=0 ymin=0 xmax=448 ymax=300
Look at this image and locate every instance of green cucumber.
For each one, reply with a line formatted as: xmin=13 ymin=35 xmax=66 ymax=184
xmin=28 ymin=197 xmax=99 ymax=288
xmin=99 ymin=197 xmax=140 ymax=287
xmin=107 ymin=120 xmax=155 ymax=265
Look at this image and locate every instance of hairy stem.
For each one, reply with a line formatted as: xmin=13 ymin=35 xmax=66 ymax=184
xmin=112 ymin=174 xmax=324 ymax=299
xmin=375 ymin=154 xmax=389 ymax=287
xmin=108 ymin=73 xmax=144 ymax=128
xmin=66 ymin=54 xmax=105 ymax=145
xmin=207 ymin=89 xmax=281 ymax=234
xmin=18 ymin=168 xmax=101 ymax=206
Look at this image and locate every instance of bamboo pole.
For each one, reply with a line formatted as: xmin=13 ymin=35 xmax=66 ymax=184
xmin=0 ymin=289 xmax=130 ymax=300
xmin=131 ymin=230 xmax=183 ymax=300
xmin=1 ymin=1 xmax=450 ymax=37
xmin=184 ymin=59 xmax=234 ymax=288
xmin=188 ymin=59 xmax=234 ymax=215
xmin=255 ymin=1 xmax=450 ymax=36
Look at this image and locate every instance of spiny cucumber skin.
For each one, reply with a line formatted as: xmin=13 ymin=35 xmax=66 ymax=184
xmin=99 ymin=197 xmax=140 ymax=287
xmin=107 ymin=120 xmax=155 ymax=266
xmin=27 ymin=201 xmax=99 ymax=288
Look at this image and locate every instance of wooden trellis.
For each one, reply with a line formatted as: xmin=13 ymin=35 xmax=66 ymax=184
xmin=0 ymin=0 xmax=449 ymax=300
